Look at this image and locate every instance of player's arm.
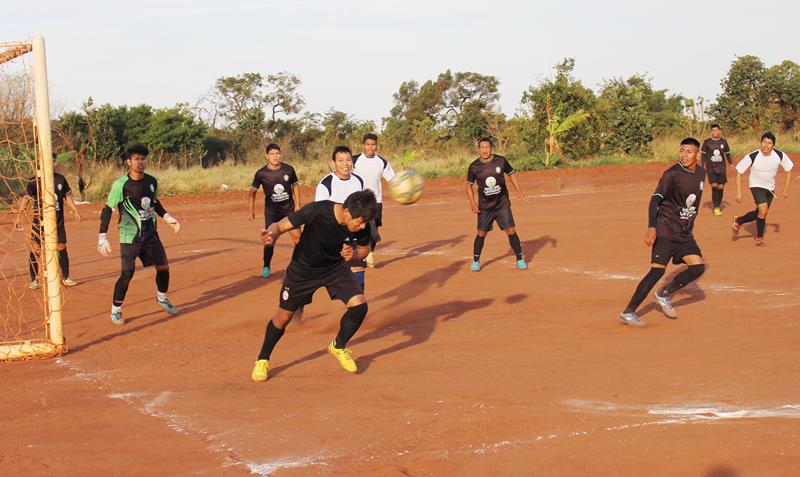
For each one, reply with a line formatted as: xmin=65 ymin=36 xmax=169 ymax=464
xmin=382 ymin=161 xmax=397 ymax=182
xmin=781 ymin=155 xmax=793 ymax=198
xmin=261 ymin=216 xmax=297 ymax=246
xmin=247 ymin=188 xmax=257 ymax=220
xmin=98 ymin=180 xmax=123 ymax=256
xmin=465 ymin=182 xmax=479 ymax=213
xmin=13 ymin=195 xmax=29 ymax=230
xmin=151 ymin=179 xmax=180 ymax=233
xmin=65 ymin=194 xmax=81 ymax=223
xmin=507 ymin=172 xmax=527 ymax=202
xmin=292 ymin=183 xmax=301 ymax=211
xmin=734 ymin=157 xmax=751 ymax=203
xmin=314 ymin=182 xmax=329 ymax=202
xmin=645 ymin=194 xmax=662 ymax=246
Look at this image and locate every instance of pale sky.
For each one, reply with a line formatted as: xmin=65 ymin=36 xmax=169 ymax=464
xmin=3 ymin=0 xmax=798 ymax=126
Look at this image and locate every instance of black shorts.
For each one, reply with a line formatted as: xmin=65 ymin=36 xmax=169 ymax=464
xmin=651 ymin=237 xmax=702 ymax=266
xmin=279 ymin=261 xmax=363 ymax=312
xmin=477 ymin=206 xmax=515 ymax=232
xmin=706 ymin=170 xmax=727 ymax=185
xmin=120 ymin=239 xmax=168 ymax=271
xmin=31 ymin=219 xmax=66 ymax=245
xmin=265 ymin=208 xmax=291 ymax=229
xmin=750 ymin=187 xmax=774 ymax=207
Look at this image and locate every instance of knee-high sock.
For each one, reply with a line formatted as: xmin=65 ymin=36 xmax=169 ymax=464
xmin=508 ymin=233 xmax=523 ymax=260
xmin=660 ymin=264 xmax=705 ymax=296
xmin=156 ymin=269 xmax=169 ymax=294
xmin=624 ymin=267 xmax=665 ymax=313
xmin=58 ymin=249 xmax=69 ymax=277
xmin=473 ymin=235 xmax=485 ymax=262
xmin=257 ymin=320 xmax=286 ymax=360
xmin=712 ymin=189 xmax=723 ymax=208
xmin=737 ymin=210 xmax=758 ymax=224
xmin=28 ymin=251 xmax=38 ymax=281
xmin=113 ymin=269 xmax=135 ymax=306
xmin=756 ymin=218 xmax=766 ymax=237
xmin=334 ymin=303 xmax=368 ymax=349
xmin=263 ymin=245 xmax=274 ymax=268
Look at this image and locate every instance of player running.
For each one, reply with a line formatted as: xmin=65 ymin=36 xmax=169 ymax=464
xmin=700 ymin=124 xmax=734 ymax=215
xmin=248 ymin=143 xmax=301 ymax=278
xmin=97 ymin=144 xmax=181 ymax=325
xmin=619 ymin=138 xmax=707 ymax=327
xmin=352 ymin=133 xmax=396 ymax=267
xmin=732 ymin=132 xmax=793 ymax=246
xmin=251 ymin=189 xmax=378 ymax=382
xmin=465 ymin=137 xmax=527 ymax=271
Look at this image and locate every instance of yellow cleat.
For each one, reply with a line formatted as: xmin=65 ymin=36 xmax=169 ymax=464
xmin=62 ymin=276 xmax=78 ymax=286
xmin=251 ymin=359 xmax=269 ymax=382
xmin=327 ymin=341 xmax=357 ymax=373
xmin=713 ymin=208 xmax=722 ymax=216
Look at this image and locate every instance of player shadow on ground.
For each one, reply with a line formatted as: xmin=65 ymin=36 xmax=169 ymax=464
xmin=375 ymin=235 xmax=467 ymax=269
xmin=730 ymin=223 xmax=780 ymax=241
xmin=636 ymin=266 xmax=708 ymax=318
xmin=704 ymin=465 xmax=739 ymax=477
xmin=481 ymin=235 xmax=558 ymax=268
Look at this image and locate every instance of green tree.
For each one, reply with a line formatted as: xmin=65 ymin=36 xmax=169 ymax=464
xmin=710 ymin=55 xmax=769 ymax=131
xmin=143 ymin=104 xmax=208 ymax=168
xmin=765 ymin=60 xmax=800 ymax=130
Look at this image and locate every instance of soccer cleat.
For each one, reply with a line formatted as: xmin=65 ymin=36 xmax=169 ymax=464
xmin=110 ymin=310 xmax=125 ymax=325
xmin=251 ymin=359 xmax=269 ymax=382
xmin=260 ymin=266 xmax=270 ymax=278
xmin=732 ymin=217 xmax=741 ymax=233
xmin=62 ymin=276 xmax=78 ymax=287
xmin=653 ymin=291 xmax=678 ymax=319
xmin=28 ymin=279 xmax=40 ymax=290
xmin=470 ymin=261 xmax=481 ymax=272
xmin=157 ymin=298 xmax=178 ymax=314
xmin=365 ymin=251 xmax=375 ymax=268
xmin=755 ymin=237 xmax=766 ymax=247
xmin=619 ymin=311 xmax=644 ymax=327
xmin=713 ymin=208 xmax=722 ymax=216
xmin=516 ymin=259 xmax=528 ymax=270
xmin=327 ymin=341 xmax=357 ymax=373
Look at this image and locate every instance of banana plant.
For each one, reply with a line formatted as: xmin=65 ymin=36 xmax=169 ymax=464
xmin=544 ymin=93 xmax=590 ymax=167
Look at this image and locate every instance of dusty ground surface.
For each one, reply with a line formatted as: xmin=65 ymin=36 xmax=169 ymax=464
xmin=2 ymin=162 xmax=800 ymax=476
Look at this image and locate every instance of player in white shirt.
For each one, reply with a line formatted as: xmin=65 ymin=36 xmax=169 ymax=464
xmin=352 ymin=133 xmax=396 ymax=267
xmin=732 ymin=132 xmax=793 ymax=246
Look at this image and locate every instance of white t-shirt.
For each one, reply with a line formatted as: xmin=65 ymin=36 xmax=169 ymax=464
xmin=736 ymin=149 xmax=793 ymax=190
xmin=315 ymin=173 xmax=364 ymax=203
xmin=352 ymin=153 xmax=396 ymax=203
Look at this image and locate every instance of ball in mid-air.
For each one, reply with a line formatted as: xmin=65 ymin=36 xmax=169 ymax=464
xmin=389 ymin=170 xmax=424 ymax=205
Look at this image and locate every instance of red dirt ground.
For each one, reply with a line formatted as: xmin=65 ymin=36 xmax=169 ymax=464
xmin=2 ymin=163 xmax=800 ymax=476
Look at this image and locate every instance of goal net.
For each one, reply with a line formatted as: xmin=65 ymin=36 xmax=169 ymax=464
xmin=0 ymin=36 xmax=65 ymax=360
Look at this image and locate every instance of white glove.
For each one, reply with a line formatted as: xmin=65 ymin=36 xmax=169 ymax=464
xmin=98 ymin=233 xmax=111 ymax=256
xmin=163 ymin=213 xmax=181 ymax=234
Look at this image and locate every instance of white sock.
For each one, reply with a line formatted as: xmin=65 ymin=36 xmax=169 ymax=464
xmin=111 ymin=305 xmax=122 ymax=313
xmin=157 ymin=291 xmax=168 ymax=302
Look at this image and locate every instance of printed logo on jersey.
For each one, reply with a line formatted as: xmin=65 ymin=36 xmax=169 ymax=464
xmin=150 ymin=184 xmax=155 ymax=193
xmin=483 ymin=176 xmax=501 ymax=196
xmin=282 ymin=288 xmax=290 ymax=301
xmin=681 ymin=193 xmax=698 ymax=221
xmin=495 ymin=166 xmax=501 ymax=174
xmin=57 ymin=183 xmax=63 ymax=191
xmin=711 ymin=149 xmax=723 ymax=162
xmin=272 ymin=184 xmax=289 ymax=202
xmin=284 ymin=174 xmax=290 ymax=181
xmin=139 ymin=197 xmax=155 ymax=220
xmin=699 ymin=181 xmax=704 ymax=191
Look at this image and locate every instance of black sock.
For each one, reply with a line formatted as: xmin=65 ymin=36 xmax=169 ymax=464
xmin=263 ymin=245 xmax=274 ymax=268
xmin=508 ymin=233 xmax=523 ymax=260
xmin=473 ymin=235 xmax=485 ymax=262
xmin=113 ymin=269 xmax=135 ymax=306
xmin=756 ymin=218 xmax=766 ymax=237
xmin=712 ymin=189 xmax=722 ymax=208
xmin=334 ymin=303 xmax=368 ymax=348
xmin=738 ymin=210 xmax=758 ymax=224
xmin=29 ymin=251 xmax=38 ymax=281
xmin=156 ymin=269 xmax=169 ymax=293
xmin=624 ymin=267 xmax=665 ymax=313
xmin=58 ymin=249 xmax=69 ymax=277
xmin=661 ymin=264 xmax=705 ymax=296
xmin=257 ymin=320 xmax=286 ymax=360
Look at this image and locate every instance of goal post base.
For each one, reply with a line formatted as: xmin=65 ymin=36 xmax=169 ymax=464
xmin=0 ymin=340 xmax=67 ymax=361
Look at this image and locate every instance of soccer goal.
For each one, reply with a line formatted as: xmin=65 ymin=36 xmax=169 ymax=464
xmin=0 ymin=36 xmax=65 ymax=360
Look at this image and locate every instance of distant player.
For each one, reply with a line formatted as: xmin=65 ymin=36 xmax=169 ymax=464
xmin=248 ymin=143 xmax=301 ymax=278
xmin=732 ymin=132 xmax=793 ymax=246
xmin=465 ymin=137 xmax=527 ymax=271
xmin=251 ymin=190 xmax=378 ymax=382
xmin=700 ymin=124 xmax=733 ymax=215
xmin=619 ymin=137 xmax=706 ymax=327
xmin=15 ymin=167 xmax=82 ymax=288
xmin=97 ymin=144 xmax=181 ymax=325
xmin=352 ymin=133 xmax=396 ymax=268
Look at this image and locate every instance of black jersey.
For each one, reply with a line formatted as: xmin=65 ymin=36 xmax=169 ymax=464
xmin=26 ymin=173 xmax=71 ymax=224
xmin=104 ymin=174 xmax=163 ymax=244
xmin=653 ymin=163 xmax=706 ymax=242
xmin=466 ymin=155 xmax=515 ymax=211
xmin=700 ymin=138 xmax=732 ymax=174
xmin=287 ymin=201 xmax=370 ymax=272
xmin=250 ymin=163 xmax=299 ymax=213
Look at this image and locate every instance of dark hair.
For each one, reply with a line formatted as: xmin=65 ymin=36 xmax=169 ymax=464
xmin=710 ymin=123 xmax=721 ymax=130
xmin=477 ymin=137 xmax=493 ymax=147
xmin=266 ymin=143 xmax=281 ymax=153
xmin=125 ymin=144 xmax=149 ymax=160
xmin=343 ymin=189 xmax=378 ymax=222
xmin=680 ymin=137 xmax=700 ymax=148
xmin=761 ymin=131 xmax=776 ymax=145
xmin=362 ymin=133 xmax=378 ymax=143
xmin=331 ymin=146 xmax=352 ymax=161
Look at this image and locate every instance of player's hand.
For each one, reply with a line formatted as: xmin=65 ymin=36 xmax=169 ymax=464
xmin=261 ymin=227 xmax=276 ymax=246
xmin=98 ymin=233 xmax=111 ymax=257
xmin=74 ymin=213 xmax=82 ymax=223
xmin=470 ymin=203 xmax=479 ymax=214
xmin=518 ymin=193 xmax=528 ymax=203
xmin=340 ymin=244 xmax=354 ymax=261
xmin=644 ymin=227 xmax=656 ymax=246
xmin=783 ymin=191 xmax=789 ymax=199
xmin=163 ymin=213 xmax=181 ymax=234
xmin=248 ymin=212 xmax=255 ymax=221
xmin=735 ymin=194 xmax=742 ymax=203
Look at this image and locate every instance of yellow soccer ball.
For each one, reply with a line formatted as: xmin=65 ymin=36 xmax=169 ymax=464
xmin=389 ymin=169 xmax=424 ymax=205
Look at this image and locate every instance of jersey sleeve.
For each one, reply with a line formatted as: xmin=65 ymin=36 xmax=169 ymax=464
xmin=382 ymin=161 xmax=396 ymax=182
xmin=722 ymin=140 xmax=732 ymax=161
xmin=62 ymin=177 xmax=72 ymax=196
xmin=315 ymin=182 xmax=330 ymax=201
xmin=152 ymin=177 xmax=159 ymax=201
xmin=105 ymin=178 xmax=125 ymax=208
xmin=466 ymin=163 xmax=476 ymax=184
xmin=700 ymin=140 xmax=710 ymax=156
xmin=735 ymin=155 xmax=753 ymax=174
xmin=289 ymin=167 xmax=299 ymax=185
xmin=653 ymin=170 xmax=673 ymax=199
xmin=288 ymin=202 xmax=320 ymax=228
xmin=250 ymin=171 xmax=262 ymax=190
xmin=502 ymin=157 xmax=515 ymax=175
xmin=780 ymin=153 xmax=794 ymax=172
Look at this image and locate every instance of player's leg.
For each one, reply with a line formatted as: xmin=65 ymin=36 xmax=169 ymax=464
xmin=147 ymin=241 xmax=177 ymax=314
xmin=326 ymin=265 xmax=369 ymax=373
xmin=472 ymin=211 xmax=492 ymax=271
xmin=709 ymin=181 xmax=722 ymax=215
xmin=252 ymin=307 xmax=296 ymax=382
xmin=261 ymin=211 xmax=280 ymax=278
xmin=754 ymin=190 xmax=773 ymax=245
xmin=499 ymin=207 xmax=525 ymax=269
xmin=734 ymin=187 xmax=763 ymax=231
xmin=620 ymin=239 xmax=670 ymax=326
xmin=28 ymin=224 xmax=41 ymax=288
xmin=57 ymin=220 xmax=76 ymax=286
xmin=111 ymin=245 xmax=138 ymax=325
xmin=653 ymin=240 xmax=704 ymax=318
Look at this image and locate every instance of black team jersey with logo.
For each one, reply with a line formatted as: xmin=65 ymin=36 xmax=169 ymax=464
xmin=653 ymin=163 xmax=706 ymax=242
xmin=104 ymin=174 xmax=163 ymax=244
xmin=700 ymin=138 xmax=732 ymax=174
xmin=466 ymin=155 xmax=515 ymax=211
xmin=287 ymin=201 xmax=370 ymax=272
xmin=26 ymin=173 xmax=71 ymax=224
xmin=251 ymin=163 xmax=299 ymax=214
